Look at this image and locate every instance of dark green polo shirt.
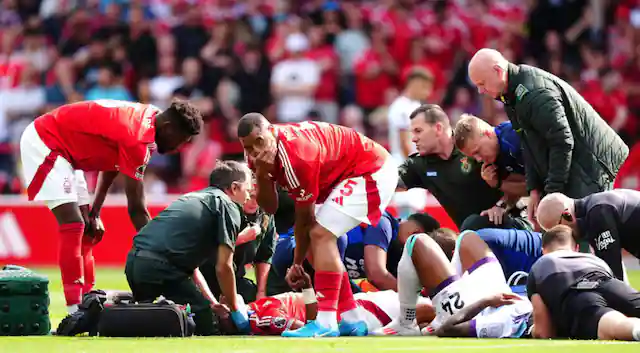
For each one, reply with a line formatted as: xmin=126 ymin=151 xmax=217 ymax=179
xmin=132 ymin=187 xmax=243 ymax=272
xmin=233 ymin=212 xmax=277 ymax=278
xmin=399 ymin=148 xmax=503 ymax=228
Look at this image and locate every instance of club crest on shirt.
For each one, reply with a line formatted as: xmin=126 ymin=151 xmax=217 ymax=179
xmin=272 ymin=316 xmax=287 ymax=329
xmin=63 ymin=177 xmax=72 ymax=194
xmin=460 ymin=157 xmax=472 ymax=174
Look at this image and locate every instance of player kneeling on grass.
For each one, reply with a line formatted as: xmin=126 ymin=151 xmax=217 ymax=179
xmin=238 ymin=114 xmax=398 ymax=337
xmin=527 ymin=225 xmax=640 ymax=341
xmin=20 ymin=100 xmax=202 ymax=315
xmin=125 ymin=161 xmax=252 ymax=336
xmin=372 ymin=228 xmax=531 ymax=338
xmin=216 ymin=265 xmax=435 ymax=336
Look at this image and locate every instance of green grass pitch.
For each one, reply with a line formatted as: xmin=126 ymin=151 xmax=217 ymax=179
xmin=1 ymin=267 xmax=639 ymax=352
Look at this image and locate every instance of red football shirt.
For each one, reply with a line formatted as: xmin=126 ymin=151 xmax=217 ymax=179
xmin=33 ymin=100 xmax=158 ymax=181
xmin=268 ymin=121 xmax=387 ymax=206
xmin=249 ymin=293 xmax=306 ymax=335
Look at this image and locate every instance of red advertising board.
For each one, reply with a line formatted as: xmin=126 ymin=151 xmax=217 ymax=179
xmin=0 ymin=194 xmax=457 ymax=266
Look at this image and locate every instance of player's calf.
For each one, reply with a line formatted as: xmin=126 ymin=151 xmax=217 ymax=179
xmin=598 ymin=311 xmax=640 ymax=341
xmin=53 ymin=202 xmax=86 ymax=314
xmin=371 ymin=234 xmax=428 ymax=336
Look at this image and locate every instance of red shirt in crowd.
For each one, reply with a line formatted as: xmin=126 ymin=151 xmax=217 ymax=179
xmin=353 ymin=50 xmax=393 ymax=109
xmin=615 ymin=143 xmax=640 ymax=190
xmin=34 ymin=100 xmax=158 ymax=180
xmin=580 ymin=81 xmax=636 ymax=136
xmin=306 ymin=45 xmax=339 ymax=101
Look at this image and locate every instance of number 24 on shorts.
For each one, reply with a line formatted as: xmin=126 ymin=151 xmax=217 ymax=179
xmin=441 ymin=291 xmax=465 ymax=315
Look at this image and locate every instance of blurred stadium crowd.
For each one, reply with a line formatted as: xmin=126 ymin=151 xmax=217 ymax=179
xmin=2 ymin=0 xmax=640 ymax=195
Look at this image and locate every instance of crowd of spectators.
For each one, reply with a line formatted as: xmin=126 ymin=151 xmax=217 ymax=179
xmin=1 ymin=0 xmax=640 ymax=195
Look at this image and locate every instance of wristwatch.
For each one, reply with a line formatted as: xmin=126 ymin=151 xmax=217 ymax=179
xmin=495 ymin=200 xmax=507 ymax=209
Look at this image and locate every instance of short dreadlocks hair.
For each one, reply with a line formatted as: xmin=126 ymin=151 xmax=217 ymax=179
xmin=165 ymin=99 xmax=203 ymax=136
xmin=407 ymin=212 xmax=441 ymax=233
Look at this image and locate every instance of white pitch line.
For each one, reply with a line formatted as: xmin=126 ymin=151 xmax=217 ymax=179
xmin=379 ymin=341 xmax=636 ymax=351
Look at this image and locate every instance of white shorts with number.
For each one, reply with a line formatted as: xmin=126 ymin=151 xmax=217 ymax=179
xmin=472 ymin=298 xmax=532 ymax=338
xmin=429 ymin=276 xmax=482 ymax=330
xmin=429 ymin=258 xmax=512 ymax=331
xmin=20 ymin=122 xmax=90 ymax=209
xmin=316 ymin=157 xmax=398 ymax=237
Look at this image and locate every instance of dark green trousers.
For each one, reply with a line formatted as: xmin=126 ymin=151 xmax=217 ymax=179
xmin=124 ymin=253 xmax=217 ymax=335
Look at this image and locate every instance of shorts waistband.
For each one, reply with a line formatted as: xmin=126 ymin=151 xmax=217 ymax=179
xmin=430 ymin=274 xmax=460 ymax=298
xmin=468 ymin=256 xmax=498 ymax=274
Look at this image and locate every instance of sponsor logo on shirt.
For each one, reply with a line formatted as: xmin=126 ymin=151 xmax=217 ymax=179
xmin=595 ymin=230 xmax=615 ymax=251
xmin=426 ymin=171 xmax=438 ymax=177
xmin=135 ymin=164 xmax=147 ymax=180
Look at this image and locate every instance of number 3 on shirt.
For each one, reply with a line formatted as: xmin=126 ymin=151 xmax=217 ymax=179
xmin=441 ymin=291 xmax=465 ymax=315
xmin=340 ymin=180 xmax=357 ymax=197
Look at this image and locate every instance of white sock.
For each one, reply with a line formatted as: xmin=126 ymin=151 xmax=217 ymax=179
xmin=341 ymin=306 xmax=366 ymax=323
xmin=451 ymin=232 xmax=466 ymax=275
xmin=397 ymin=245 xmax=421 ymax=326
xmin=316 ymin=311 xmax=339 ymax=330
xmin=632 ymin=322 xmax=640 ymax=341
xmin=67 ymin=304 xmax=79 ymax=315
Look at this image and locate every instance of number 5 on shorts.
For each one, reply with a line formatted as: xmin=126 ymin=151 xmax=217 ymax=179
xmin=441 ymin=292 xmax=465 ymax=315
xmin=340 ymin=180 xmax=357 ymax=197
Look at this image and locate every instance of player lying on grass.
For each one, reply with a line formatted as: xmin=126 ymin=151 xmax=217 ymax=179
xmin=19 ymin=99 xmax=202 ymax=314
xmin=269 ymin=211 xmax=407 ymax=295
xmin=527 ymin=225 xmax=640 ymax=341
xmin=125 ymin=161 xmax=252 ymax=335
xmin=423 ymin=229 xmax=533 ymax=338
xmin=238 ymin=114 xmax=398 ymax=337
xmin=215 ymin=265 xmax=435 ymax=336
xmin=373 ymin=228 xmax=532 ymax=338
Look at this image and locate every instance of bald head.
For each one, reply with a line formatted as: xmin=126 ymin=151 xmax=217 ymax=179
xmin=468 ymin=48 xmax=510 ymax=99
xmin=536 ymin=193 xmax=575 ymax=231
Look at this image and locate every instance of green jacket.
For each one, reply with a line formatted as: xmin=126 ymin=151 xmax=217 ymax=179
xmin=500 ymin=64 xmax=628 ymax=198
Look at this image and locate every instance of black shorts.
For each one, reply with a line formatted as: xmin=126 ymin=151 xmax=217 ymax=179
xmin=562 ymin=278 xmax=640 ymax=339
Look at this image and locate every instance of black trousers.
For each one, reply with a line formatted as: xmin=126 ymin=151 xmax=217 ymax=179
xmin=124 ymin=254 xmax=217 ymax=336
xmin=563 ymin=277 xmax=640 ymax=339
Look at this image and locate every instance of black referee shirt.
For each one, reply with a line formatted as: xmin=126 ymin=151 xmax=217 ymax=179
xmin=399 ymin=148 xmax=503 ymax=228
xmin=574 ymin=189 xmax=640 ymax=280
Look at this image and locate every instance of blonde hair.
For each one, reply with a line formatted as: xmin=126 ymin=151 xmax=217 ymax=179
xmin=453 ymin=114 xmax=489 ymax=150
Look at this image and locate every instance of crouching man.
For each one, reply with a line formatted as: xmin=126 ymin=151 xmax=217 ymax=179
xmin=125 ymin=161 xmax=252 ymax=335
xmin=527 ymin=225 xmax=640 ymax=341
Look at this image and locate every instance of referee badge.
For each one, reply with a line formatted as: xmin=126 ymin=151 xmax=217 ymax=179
xmin=460 ymin=157 xmax=472 ymax=174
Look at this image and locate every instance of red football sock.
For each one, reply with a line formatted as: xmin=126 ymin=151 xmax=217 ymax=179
xmin=337 ymin=272 xmax=357 ymax=314
xmin=81 ymin=242 xmax=95 ymax=295
xmin=314 ymin=271 xmax=341 ymax=313
xmin=58 ymin=222 xmax=84 ymax=306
